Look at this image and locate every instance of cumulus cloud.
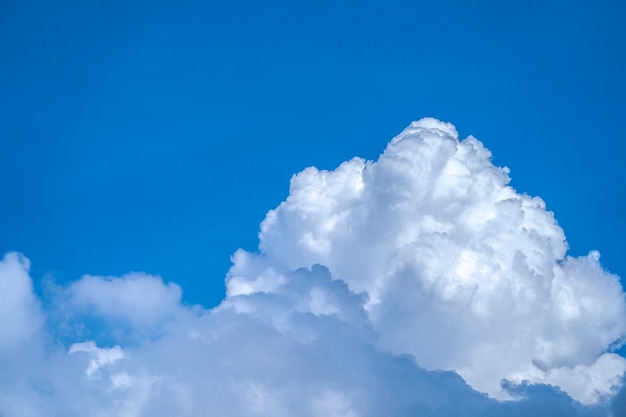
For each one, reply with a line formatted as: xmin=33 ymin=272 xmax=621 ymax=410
xmin=239 ymin=118 xmax=626 ymax=403
xmin=0 ymin=253 xmax=43 ymax=352
xmin=1 ymin=118 xmax=625 ymax=416
xmin=63 ymin=273 xmax=182 ymax=326
xmin=48 ymin=272 xmax=184 ymax=343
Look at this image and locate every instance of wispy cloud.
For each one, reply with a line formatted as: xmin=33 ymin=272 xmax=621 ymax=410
xmin=1 ymin=119 xmax=624 ymax=416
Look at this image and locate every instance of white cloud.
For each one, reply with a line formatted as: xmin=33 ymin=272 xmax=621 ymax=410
xmin=232 ymin=118 xmax=626 ymax=403
xmin=69 ymin=341 xmax=125 ymax=377
xmin=0 ymin=253 xmax=43 ymax=352
xmin=63 ymin=273 xmax=183 ymax=328
xmin=0 ymin=119 xmax=625 ymax=416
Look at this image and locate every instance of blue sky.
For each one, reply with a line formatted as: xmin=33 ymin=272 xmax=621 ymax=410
xmin=2 ymin=0 xmax=624 ymax=306
xmin=1 ymin=1 xmax=626 ymax=415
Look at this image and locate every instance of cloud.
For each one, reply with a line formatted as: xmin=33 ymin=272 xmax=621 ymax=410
xmin=242 ymin=118 xmax=626 ymax=403
xmin=63 ymin=273 xmax=182 ymax=327
xmin=0 ymin=253 xmax=43 ymax=352
xmin=53 ymin=272 xmax=184 ymax=343
xmin=1 ymin=118 xmax=625 ymax=416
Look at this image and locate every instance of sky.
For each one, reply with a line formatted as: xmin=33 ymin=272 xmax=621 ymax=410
xmin=1 ymin=0 xmax=626 ymax=416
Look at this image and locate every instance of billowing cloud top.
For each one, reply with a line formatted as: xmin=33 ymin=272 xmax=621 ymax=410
xmin=230 ymin=118 xmax=626 ymax=403
xmin=1 ymin=119 xmax=625 ymax=416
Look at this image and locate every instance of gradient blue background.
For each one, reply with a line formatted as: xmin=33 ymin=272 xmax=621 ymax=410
xmin=1 ymin=0 xmax=625 ymax=309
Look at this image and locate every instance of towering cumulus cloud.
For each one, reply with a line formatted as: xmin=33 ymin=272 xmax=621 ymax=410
xmin=1 ymin=118 xmax=625 ymax=416
xmin=231 ymin=118 xmax=626 ymax=403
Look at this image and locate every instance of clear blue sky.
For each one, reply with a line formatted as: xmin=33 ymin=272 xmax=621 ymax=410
xmin=1 ymin=0 xmax=625 ymax=309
